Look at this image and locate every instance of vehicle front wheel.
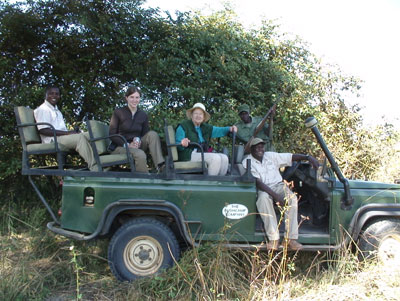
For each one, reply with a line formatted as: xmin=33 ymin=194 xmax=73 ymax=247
xmin=108 ymin=217 xmax=180 ymax=281
xmin=358 ymin=218 xmax=400 ymax=263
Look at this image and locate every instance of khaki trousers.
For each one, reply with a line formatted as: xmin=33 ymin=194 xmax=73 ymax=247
xmin=57 ymin=132 xmax=96 ymax=170
xmin=111 ymin=131 xmax=164 ymax=173
xmin=140 ymin=130 xmax=165 ymax=167
xmin=112 ymin=146 xmax=148 ymax=173
xmin=257 ymin=182 xmax=298 ymax=241
xmin=191 ymin=151 xmax=229 ymax=175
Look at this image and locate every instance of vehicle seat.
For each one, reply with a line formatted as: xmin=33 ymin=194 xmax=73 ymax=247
xmin=85 ymin=119 xmax=135 ymax=172
xmin=164 ymin=124 xmax=207 ymax=174
xmin=234 ymin=145 xmax=247 ymax=176
xmin=14 ymin=106 xmax=71 ymax=171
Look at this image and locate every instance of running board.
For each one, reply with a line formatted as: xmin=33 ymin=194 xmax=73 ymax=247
xmin=48 ymin=221 xmax=341 ymax=252
xmin=221 ymin=243 xmax=340 ymax=252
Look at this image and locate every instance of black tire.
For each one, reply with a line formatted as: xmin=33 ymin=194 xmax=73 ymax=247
xmin=108 ymin=217 xmax=180 ymax=281
xmin=358 ymin=218 xmax=400 ymax=262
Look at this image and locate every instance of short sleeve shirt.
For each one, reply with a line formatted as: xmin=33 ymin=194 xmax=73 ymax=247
xmin=242 ymin=152 xmax=292 ymax=186
xmin=34 ymin=100 xmax=67 ymax=143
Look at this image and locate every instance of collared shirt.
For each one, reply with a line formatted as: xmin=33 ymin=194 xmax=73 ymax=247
xmin=242 ymin=152 xmax=292 ymax=186
xmin=235 ymin=115 xmax=269 ymax=144
xmin=34 ymin=100 xmax=67 ymax=144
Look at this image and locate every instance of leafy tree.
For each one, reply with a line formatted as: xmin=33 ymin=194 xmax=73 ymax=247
xmin=0 ymin=0 xmax=164 ymax=200
xmin=1 ymin=0 xmax=399 ymax=207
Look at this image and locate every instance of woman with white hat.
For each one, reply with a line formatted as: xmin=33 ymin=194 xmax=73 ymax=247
xmin=175 ymin=103 xmax=237 ymax=175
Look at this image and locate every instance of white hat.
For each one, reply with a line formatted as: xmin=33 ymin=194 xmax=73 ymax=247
xmin=186 ymin=103 xmax=211 ymax=122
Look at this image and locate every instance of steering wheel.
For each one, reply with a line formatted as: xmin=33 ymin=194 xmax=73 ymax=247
xmin=282 ymin=161 xmax=301 ymax=180
xmin=319 ymin=157 xmax=328 ymax=178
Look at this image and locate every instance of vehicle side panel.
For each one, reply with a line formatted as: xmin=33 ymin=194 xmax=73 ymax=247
xmin=60 ymin=177 xmax=261 ymax=242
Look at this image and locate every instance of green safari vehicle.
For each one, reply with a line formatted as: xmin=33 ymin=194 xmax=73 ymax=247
xmin=20 ymin=116 xmax=400 ymax=281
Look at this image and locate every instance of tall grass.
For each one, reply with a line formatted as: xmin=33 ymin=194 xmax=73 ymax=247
xmin=1 ymin=203 xmax=400 ymax=300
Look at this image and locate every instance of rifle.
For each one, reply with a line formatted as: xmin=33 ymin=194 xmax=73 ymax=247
xmin=244 ymin=103 xmax=277 ymax=153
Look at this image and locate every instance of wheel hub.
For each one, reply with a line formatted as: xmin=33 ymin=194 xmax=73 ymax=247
xmin=123 ymin=236 xmax=164 ymax=276
xmin=136 ymin=246 xmax=153 ymax=262
xmin=378 ymin=234 xmax=400 ymax=265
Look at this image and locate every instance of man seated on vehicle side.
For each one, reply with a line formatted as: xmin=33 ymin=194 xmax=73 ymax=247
xmin=242 ymin=138 xmax=319 ymax=250
xmin=235 ymin=104 xmax=274 ymax=152
xmin=34 ymin=85 xmax=97 ymax=171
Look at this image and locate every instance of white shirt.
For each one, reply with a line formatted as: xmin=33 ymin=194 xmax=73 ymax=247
xmin=34 ymin=100 xmax=68 ymax=144
xmin=242 ymin=152 xmax=292 ymax=186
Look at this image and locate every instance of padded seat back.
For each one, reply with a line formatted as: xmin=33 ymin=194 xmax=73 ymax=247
xmin=87 ymin=120 xmax=110 ymax=155
xmin=86 ymin=118 xmax=134 ymax=172
xmin=163 ymin=123 xmax=207 ymax=174
xmin=15 ymin=106 xmax=41 ymax=145
xmin=234 ymin=145 xmax=245 ymax=164
xmin=165 ymin=125 xmax=179 ymax=162
xmin=14 ymin=106 xmax=70 ymax=171
xmin=231 ymin=145 xmax=248 ymax=176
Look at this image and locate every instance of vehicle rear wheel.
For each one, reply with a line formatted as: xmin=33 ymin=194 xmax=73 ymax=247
xmin=358 ymin=218 xmax=400 ymax=263
xmin=108 ymin=217 xmax=180 ymax=281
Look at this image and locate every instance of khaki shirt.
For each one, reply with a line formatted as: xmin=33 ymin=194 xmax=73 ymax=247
xmin=235 ymin=116 xmax=272 ymax=150
xmin=242 ymin=152 xmax=292 ymax=186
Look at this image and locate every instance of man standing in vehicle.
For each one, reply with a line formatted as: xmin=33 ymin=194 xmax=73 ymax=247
xmin=34 ymin=85 xmax=96 ymax=171
xmin=243 ymin=138 xmax=319 ymax=250
xmin=235 ymin=104 xmax=274 ymax=152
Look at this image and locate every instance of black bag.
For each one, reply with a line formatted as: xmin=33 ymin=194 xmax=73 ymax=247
xmin=107 ymin=142 xmax=117 ymax=152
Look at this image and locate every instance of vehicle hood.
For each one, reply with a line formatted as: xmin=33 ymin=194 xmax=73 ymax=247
xmin=346 ymin=179 xmax=400 ymax=190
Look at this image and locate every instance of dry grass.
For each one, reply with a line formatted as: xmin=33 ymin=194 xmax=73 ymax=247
xmin=1 ymin=213 xmax=400 ymax=300
xmin=291 ymin=261 xmax=400 ymax=301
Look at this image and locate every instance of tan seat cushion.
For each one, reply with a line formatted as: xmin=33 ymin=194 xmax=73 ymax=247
xmin=27 ymin=142 xmax=70 ymax=153
xmin=99 ymin=154 xmax=130 ymax=165
xmin=174 ymin=161 xmax=206 ymax=170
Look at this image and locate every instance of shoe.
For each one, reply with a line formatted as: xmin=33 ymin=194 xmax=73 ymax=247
xmin=266 ymin=240 xmax=280 ymax=251
xmin=89 ymin=164 xmax=98 ymax=172
xmin=287 ymin=239 xmax=303 ymax=251
xmin=157 ymin=162 xmax=165 ymax=174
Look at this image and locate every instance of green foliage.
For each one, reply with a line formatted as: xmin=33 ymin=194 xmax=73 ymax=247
xmin=2 ymin=4 xmax=399 ymax=299
xmin=1 ymin=0 xmax=399 ymax=206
